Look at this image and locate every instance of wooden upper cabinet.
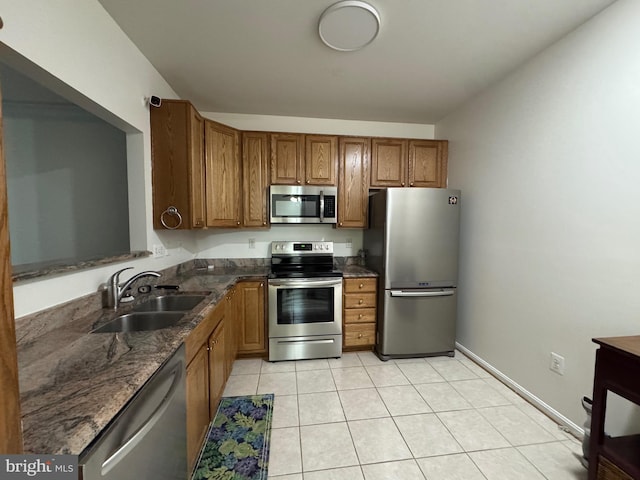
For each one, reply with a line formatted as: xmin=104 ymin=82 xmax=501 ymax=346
xmin=305 ymin=135 xmax=338 ymax=185
xmin=338 ymin=137 xmax=370 ymax=228
xmin=408 ymin=140 xmax=448 ymax=188
xmin=205 ymin=120 xmax=241 ymax=227
xmin=370 ymin=138 xmax=408 ymax=187
xmin=150 ymin=100 xmax=206 ymax=229
xmin=242 ymin=132 xmax=269 ymax=227
xmin=371 ymin=137 xmax=448 ymax=188
xmin=270 ymin=133 xmax=338 ymax=186
xmin=270 ymin=133 xmax=303 ymax=185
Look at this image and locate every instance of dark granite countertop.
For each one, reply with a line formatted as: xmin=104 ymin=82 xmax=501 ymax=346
xmin=16 ymin=262 xmax=376 ymax=455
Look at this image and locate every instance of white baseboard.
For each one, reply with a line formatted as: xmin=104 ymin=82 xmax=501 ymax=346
xmin=455 ymin=342 xmax=583 ymax=438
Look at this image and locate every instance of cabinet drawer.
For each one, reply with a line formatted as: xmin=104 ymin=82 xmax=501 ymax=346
xmin=344 ymin=324 xmax=375 ymax=346
xmin=344 ymin=293 xmax=377 ymax=309
xmin=344 ymin=278 xmax=377 ymax=293
xmin=344 ymin=308 xmax=376 ymax=324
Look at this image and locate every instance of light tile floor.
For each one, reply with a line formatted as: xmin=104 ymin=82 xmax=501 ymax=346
xmin=224 ymin=351 xmax=587 ymax=480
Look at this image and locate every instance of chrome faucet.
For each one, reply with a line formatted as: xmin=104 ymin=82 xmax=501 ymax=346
xmin=103 ymin=267 xmax=162 ymax=309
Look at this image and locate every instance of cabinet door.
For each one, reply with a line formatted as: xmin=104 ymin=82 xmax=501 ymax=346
xmin=305 ymin=135 xmax=337 ymax=185
xmin=186 ymin=344 xmax=209 ymax=473
xmin=270 ymin=133 xmax=303 ymax=185
xmin=242 ymin=132 xmax=269 ymax=227
xmin=370 ymin=138 xmax=408 ymax=187
xmin=338 ymin=137 xmax=370 ymax=228
xmin=151 ymin=100 xmax=205 ymax=229
xmin=205 ymin=120 xmax=241 ymax=227
xmin=224 ymin=288 xmax=240 ymax=378
xmin=188 ymin=108 xmax=206 ymax=227
xmin=408 ymin=140 xmax=448 ymax=188
xmin=208 ymin=320 xmax=226 ymax=414
xmin=237 ymin=281 xmax=267 ymax=355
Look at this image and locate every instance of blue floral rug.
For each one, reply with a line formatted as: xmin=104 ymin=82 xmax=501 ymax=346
xmin=191 ymin=394 xmax=274 ymax=480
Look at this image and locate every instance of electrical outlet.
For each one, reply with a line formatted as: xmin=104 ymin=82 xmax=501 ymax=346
xmin=248 ymin=238 xmax=256 ymax=249
xmin=152 ymin=244 xmax=166 ymax=258
xmin=550 ymin=352 xmax=565 ymax=375
xmin=346 ymin=238 xmax=352 ymax=249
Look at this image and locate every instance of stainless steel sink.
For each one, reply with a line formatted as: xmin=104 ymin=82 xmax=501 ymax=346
xmin=132 ymin=295 xmax=207 ymax=312
xmin=92 ymin=312 xmax=186 ymax=333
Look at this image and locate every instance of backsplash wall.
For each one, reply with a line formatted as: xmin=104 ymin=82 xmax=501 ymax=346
xmin=193 ymin=225 xmax=364 ymax=259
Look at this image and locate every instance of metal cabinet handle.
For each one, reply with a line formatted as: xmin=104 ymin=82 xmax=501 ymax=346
xmin=359 ymin=283 xmax=364 ymax=289
xmin=358 ymin=299 xmax=363 ymax=304
xmin=160 ymin=206 xmax=183 ymax=229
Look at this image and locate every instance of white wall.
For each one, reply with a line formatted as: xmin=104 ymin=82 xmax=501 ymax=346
xmin=204 ymin=112 xmax=436 ymax=139
xmin=436 ymin=0 xmax=640 ymax=431
xmin=1 ymin=0 xmax=195 ymax=317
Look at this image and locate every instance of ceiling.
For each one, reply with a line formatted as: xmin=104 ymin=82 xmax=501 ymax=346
xmin=98 ymin=0 xmax=616 ymax=124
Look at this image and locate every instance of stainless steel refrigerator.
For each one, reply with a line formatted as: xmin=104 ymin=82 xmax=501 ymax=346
xmin=364 ymin=188 xmax=461 ymax=360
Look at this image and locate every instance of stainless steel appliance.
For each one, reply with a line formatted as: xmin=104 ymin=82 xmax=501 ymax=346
xmin=79 ymin=345 xmax=186 ymax=479
xmin=270 ymin=185 xmax=337 ymax=224
xmin=268 ymin=241 xmax=343 ymax=361
xmin=364 ymin=188 xmax=461 ymax=360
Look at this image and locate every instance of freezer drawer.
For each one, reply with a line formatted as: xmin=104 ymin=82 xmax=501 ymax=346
xmin=377 ymin=288 xmax=456 ymax=360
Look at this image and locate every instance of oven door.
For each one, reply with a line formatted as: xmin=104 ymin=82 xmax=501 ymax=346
xmin=268 ymin=277 xmax=343 ymax=338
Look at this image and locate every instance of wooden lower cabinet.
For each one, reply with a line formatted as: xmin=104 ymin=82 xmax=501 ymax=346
xmin=208 ymin=320 xmax=226 ymax=414
xmin=184 ymin=280 xmax=268 ymax=473
xmin=185 ymin=299 xmax=227 ymax=473
xmin=224 ymin=287 xmax=239 ymax=378
xmin=343 ymin=277 xmax=378 ymax=350
xmin=185 ymin=344 xmax=209 ymax=472
xmin=237 ymin=281 xmax=267 ymax=356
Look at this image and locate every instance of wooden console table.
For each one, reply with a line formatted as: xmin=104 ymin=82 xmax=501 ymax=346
xmin=589 ymin=336 xmax=640 ymax=480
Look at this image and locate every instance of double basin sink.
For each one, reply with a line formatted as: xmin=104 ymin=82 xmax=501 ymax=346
xmin=92 ymin=294 xmax=209 ymax=333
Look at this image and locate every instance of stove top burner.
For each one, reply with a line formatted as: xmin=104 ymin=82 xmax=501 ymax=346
xmin=270 ymin=240 xmax=341 ymax=279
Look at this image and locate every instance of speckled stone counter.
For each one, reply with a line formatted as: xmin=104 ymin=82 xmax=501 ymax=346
xmin=340 ymin=264 xmax=379 ymax=278
xmin=15 ymin=259 xmax=376 ymax=455
xmin=16 ymin=264 xmax=268 ymax=455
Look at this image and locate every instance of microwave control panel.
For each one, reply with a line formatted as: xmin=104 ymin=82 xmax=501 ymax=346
xmin=323 ymin=196 xmax=336 ymax=218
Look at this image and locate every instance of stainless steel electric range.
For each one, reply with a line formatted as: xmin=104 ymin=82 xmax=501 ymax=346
xmin=268 ymin=241 xmax=343 ymax=362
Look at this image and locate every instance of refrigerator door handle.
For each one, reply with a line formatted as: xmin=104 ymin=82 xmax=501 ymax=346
xmin=390 ymin=289 xmax=455 ymax=297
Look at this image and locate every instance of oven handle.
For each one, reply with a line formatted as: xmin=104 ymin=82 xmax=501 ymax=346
xmin=319 ymin=190 xmax=325 ymax=222
xmin=276 ymin=339 xmax=335 ymax=345
xmin=268 ymin=278 xmax=342 ymax=287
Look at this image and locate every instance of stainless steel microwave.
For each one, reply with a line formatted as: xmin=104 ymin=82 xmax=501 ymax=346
xmin=270 ymin=185 xmax=338 ymax=224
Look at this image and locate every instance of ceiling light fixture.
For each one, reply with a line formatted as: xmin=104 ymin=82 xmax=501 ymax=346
xmin=318 ymin=1 xmax=381 ymax=52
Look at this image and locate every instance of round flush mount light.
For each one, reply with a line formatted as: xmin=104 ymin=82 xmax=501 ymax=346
xmin=318 ymin=1 xmax=381 ymax=52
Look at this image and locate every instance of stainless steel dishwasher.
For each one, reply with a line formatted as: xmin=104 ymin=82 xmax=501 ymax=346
xmin=79 ymin=344 xmax=186 ymax=479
